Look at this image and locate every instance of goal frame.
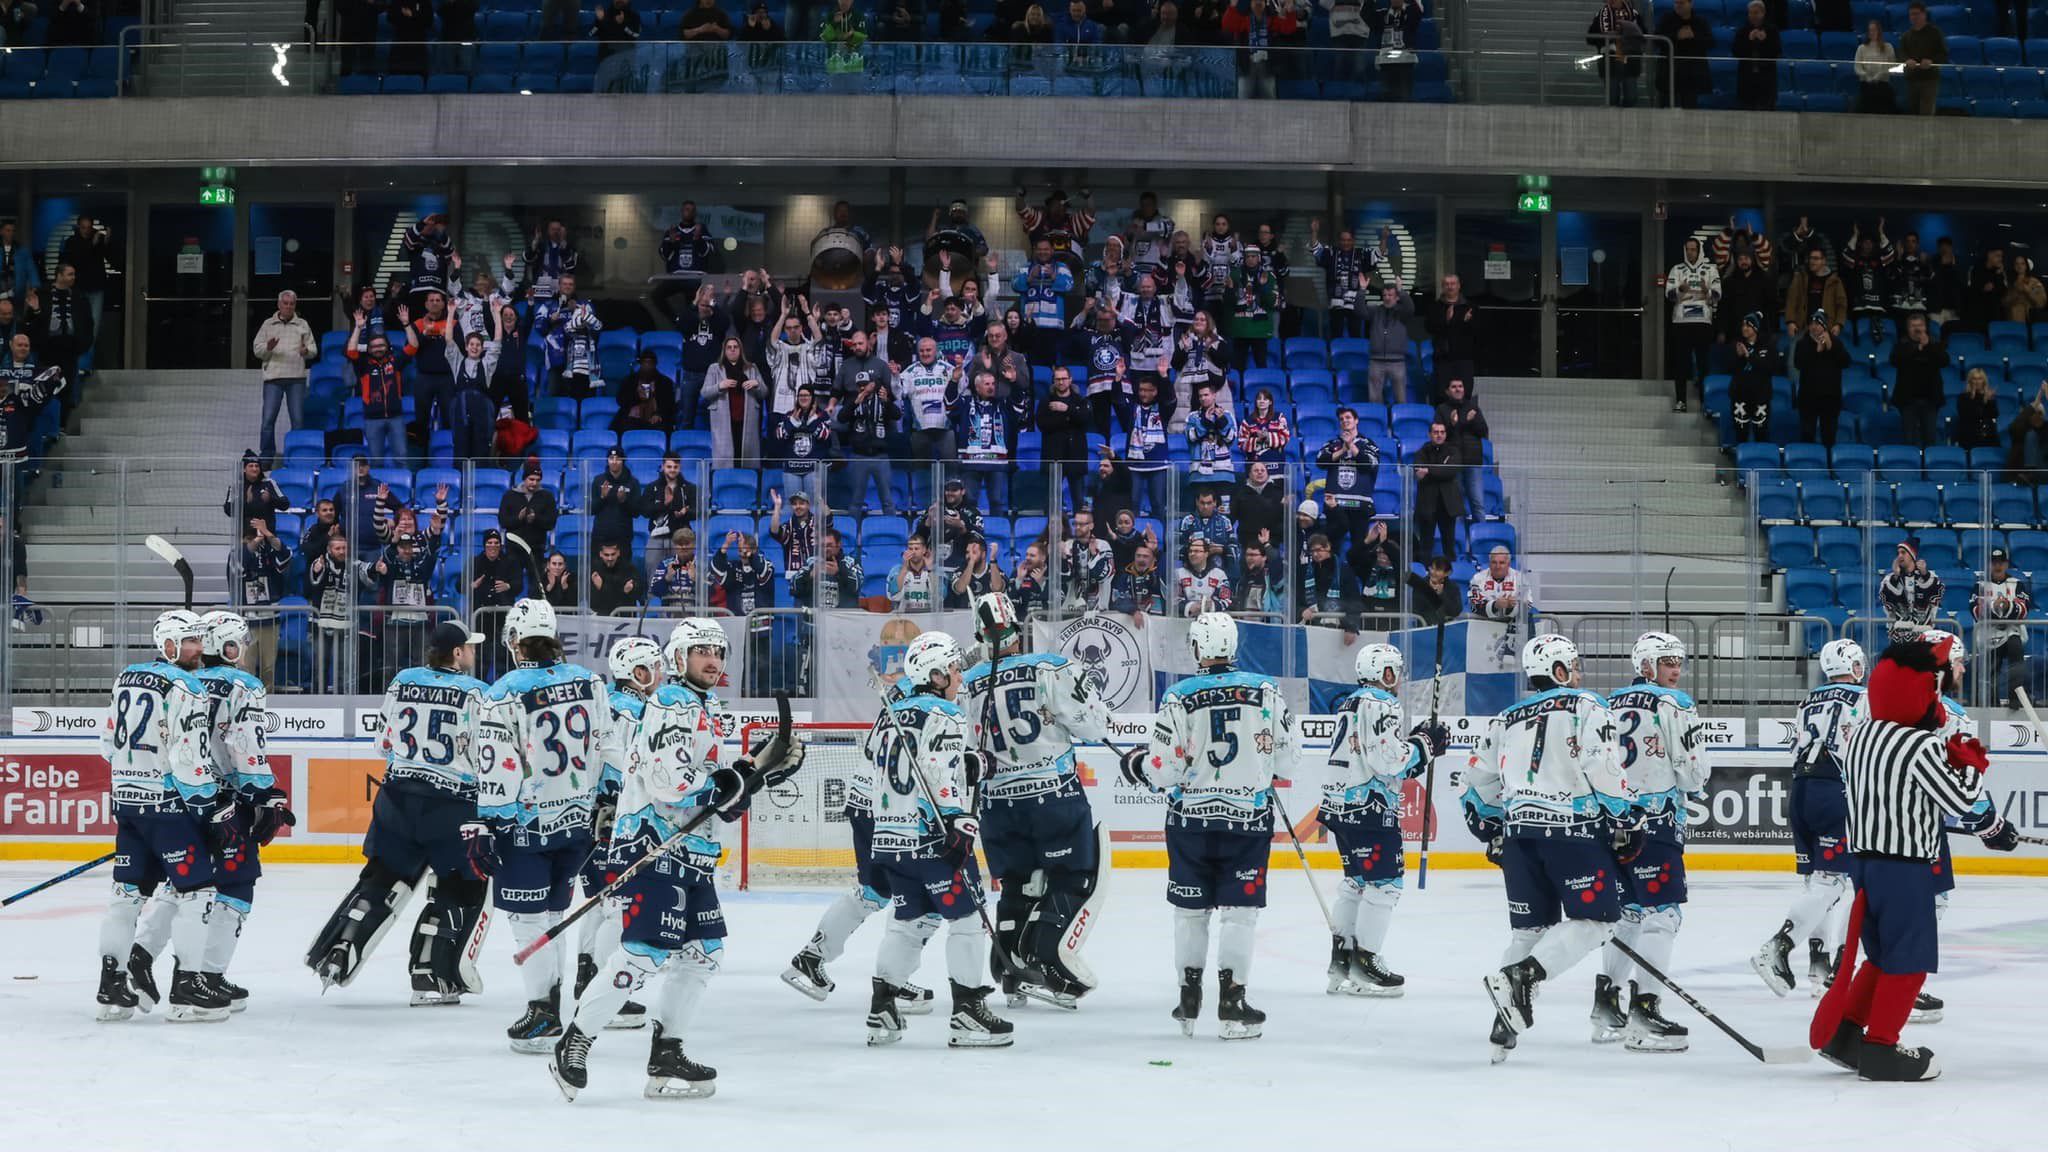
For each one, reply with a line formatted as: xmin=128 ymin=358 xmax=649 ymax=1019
xmin=736 ymin=721 xmax=872 ymax=891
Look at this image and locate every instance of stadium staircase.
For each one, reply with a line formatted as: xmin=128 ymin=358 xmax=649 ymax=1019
xmin=12 ymin=369 xmax=261 ymax=700
xmin=1482 ymin=376 xmax=1809 ymax=706
xmin=132 ymin=0 xmax=316 ymax=98
xmin=1457 ymin=0 xmax=1606 ymax=106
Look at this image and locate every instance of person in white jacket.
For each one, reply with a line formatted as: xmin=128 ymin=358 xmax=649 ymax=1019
xmin=1664 ymin=238 xmax=1720 ymax=414
xmin=252 ymin=291 xmax=318 ymax=465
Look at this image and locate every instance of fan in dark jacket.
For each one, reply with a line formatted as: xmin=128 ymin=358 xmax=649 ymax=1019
xmin=1654 ymin=0 xmax=1714 ymax=108
xmin=225 ymin=450 xmax=292 ymax=531
xmin=1412 ymin=422 xmax=1464 ymax=564
xmin=1405 ymin=555 xmax=1463 ymax=626
xmin=1889 ymin=314 xmax=1949 ymax=449
xmin=1730 ymin=311 xmax=1781 ymax=444
xmin=1729 ymin=2 xmax=1781 ymax=112
xmin=1434 ymin=379 xmax=1489 ymax=522
xmin=1037 ymin=369 xmax=1093 ymax=515
xmin=498 ymin=461 xmax=561 ymax=557
xmin=1792 ymin=313 xmax=1851 ymax=448
xmin=1953 ymin=374 xmax=2002 ymax=452
xmin=1719 ymin=249 xmax=1777 ymax=349
xmin=1231 ymin=461 xmax=1290 ymax=558
xmin=586 ymin=450 xmax=644 ymax=550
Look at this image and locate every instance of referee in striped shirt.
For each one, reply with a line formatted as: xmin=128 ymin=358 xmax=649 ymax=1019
xmin=1815 ymin=636 xmax=2018 ymax=1082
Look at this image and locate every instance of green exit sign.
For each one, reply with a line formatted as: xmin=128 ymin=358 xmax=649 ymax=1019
xmin=1517 ymin=192 xmax=1552 ymax=213
xmin=200 ymin=185 xmax=235 ymax=205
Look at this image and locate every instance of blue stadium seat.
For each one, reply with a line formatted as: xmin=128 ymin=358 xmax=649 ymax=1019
xmin=1922 ymin=445 xmax=1968 ymax=479
xmin=1819 ymin=31 xmax=1859 ymax=60
xmin=1282 ymin=338 xmax=1327 ymax=371
xmin=1767 ymin=525 xmax=1817 ymax=568
xmin=711 ymin=468 xmax=757 ymax=512
xmin=672 ymin=429 xmax=713 ymax=458
xmin=382 ymin=74 xmax=425 ymax=94
xmin=1915 ymin=527 xmax=1963 ymax=569
xmin=1733 ymin=442 xmax=1781 ymax=478
xmin=1801 ymin=480 xmax=1848 ymax=523
xmin=537 ymin=429 xmax=572 ymax=459
xmin=1786 ymin=566 xmax=1836 ymax=613
xmin=1874 ymin=444 xmax=1922 ymax=482
xmin=338 ymin=73 xmax=379 ymax=95
xmin=620 ymin=429 xmax=667 ymax=456
xmin=2011 ymin=529 xmax=2048 ymax=572
xmin=1831 ymin=444 xmax=1876 ymax=477
xmin=570 ymin=430 xmax=616 ymax=458
xmin=282 ymin=430 xmax=327 ymax=469
xmin=1948 ymin=35 xmax=1984 ymax=65
xmin=1758 ymin=477 xmax=1801 ymax=521
xmin=581 ymin=398 xmax=620 ymax=428
xmin=1782 ymin=442 xmax=1829 ymax=475
xmin=1816 ymin=526 xmax=1863 ymax=570
xmin=1894 ymin=481 xmax=1943 ymax=524
xmin=427 ymin=73 xmax=470 ymax=94
xmin=513 ymin=71 xmax=559 ymax=94
xmin=1469 ymin=521 xmax=1516 ymax=562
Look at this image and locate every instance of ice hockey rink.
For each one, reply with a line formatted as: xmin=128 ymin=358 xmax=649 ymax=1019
xmin=3 ymin=861 xmax=2043 ymax=1150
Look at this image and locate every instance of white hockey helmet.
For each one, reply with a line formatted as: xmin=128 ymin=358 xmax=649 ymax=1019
xmin=200 ymin=610 xmax=250 ymax=661
xmin=607 ymin=635 xmax=663 ymax=685
xmin=152 ymin=609 xmax=202 ymax=657
xmin=1630 ymin=631 xmax=1686 ymax=677
xmin=1521 ymin=633 xmax=1580 ymax=683
xmin=974 ymin=591 xmax=1024 ymax=652
xmin=666 ymin=617 xmax=728 ymax=669
xmin=1189 ymin=611 xmax=1239 ymax=665
xmin=1355 ymin=642 xmax=1403 ymax=688
xmin=1920 ymin=628 xmax=1965 ymax=683
xmin=903 ymin=630 xmax=963 ymax=691
xmin=1818 ymin=638 xmax=1866 ymax=681
xmin=503 ymin=598 xmax=558 ymax=655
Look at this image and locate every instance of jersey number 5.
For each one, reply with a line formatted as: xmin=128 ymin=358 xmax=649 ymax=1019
xmin=983 ymin=686 xmax=1041 ymax=754
xmin=395 ymin=705 xmax=458 ymax=767
xmin=1207 ymin=707 xmax=1240 ymax=770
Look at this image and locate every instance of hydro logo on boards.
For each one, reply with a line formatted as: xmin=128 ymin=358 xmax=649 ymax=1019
xmin=264 ymin=709 xmax=345 ymax=737
xmin=12 ymin=708 xmax=104 ymax=735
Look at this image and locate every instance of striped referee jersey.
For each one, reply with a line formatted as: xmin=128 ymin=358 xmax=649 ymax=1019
xmin=1842 ymin=719 xmax=1986 ymax=861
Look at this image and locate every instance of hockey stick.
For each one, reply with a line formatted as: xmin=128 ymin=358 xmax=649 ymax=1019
xmin=1267 ymin=785 xmax=1337 ymax=934
xmin=1609 ymin=937 xmax=1812 ymax=1064
xmin=872 ymin=675 xmax=1002 ymax=942
xmin=2014 ymin=687 xmax=2048 ymax=753
xmin=1417 ymin=615 xmax=1446 ymax=890
xmin=502 ymin=531 xmax=547 ymax=599
xmin=512 ymin=693 xmax=792 ymax=966
xmin=144 ymin=534 xmax=194 ymax=611
xmin=1 ymin=852 xmax=115 ymax=907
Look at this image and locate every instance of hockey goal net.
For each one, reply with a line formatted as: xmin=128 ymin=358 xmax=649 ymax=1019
xmin=736 ymin=722 xmax=871 ymax=890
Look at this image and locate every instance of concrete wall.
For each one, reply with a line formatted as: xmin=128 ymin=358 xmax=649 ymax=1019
xmin=4 ymin=95 xmax=2034 ymax=187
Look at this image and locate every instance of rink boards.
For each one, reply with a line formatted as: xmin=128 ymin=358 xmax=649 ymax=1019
xmin=8 ymin=709 xmax=2048 ymax=874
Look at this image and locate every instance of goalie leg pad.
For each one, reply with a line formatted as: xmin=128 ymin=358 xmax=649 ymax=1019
xmin=414 ymin=871 xmax=490 ymax=995
xmin=1020 ymin=817 xmax=1110 ymax=994
xmin=308 ymin=858 xmax=419 ymax=986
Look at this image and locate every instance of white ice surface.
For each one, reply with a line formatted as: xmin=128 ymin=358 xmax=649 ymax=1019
xmin=1 ymin=862 xmax=2040 ymax=1151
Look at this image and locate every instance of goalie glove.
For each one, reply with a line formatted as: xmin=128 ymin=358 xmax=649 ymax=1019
xmin=741 ymin=725 xmax=807 ymax=790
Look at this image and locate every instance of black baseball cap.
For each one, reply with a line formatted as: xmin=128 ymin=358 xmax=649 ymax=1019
xmin=431 ymin=620 xmax=486 ymax=648
xmin=1991 ymin=547 xmax=2011 ymax=562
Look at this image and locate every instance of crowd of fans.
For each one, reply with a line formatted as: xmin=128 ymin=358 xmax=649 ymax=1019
xmin=226 ymin=189 xmax=1530 ymax=691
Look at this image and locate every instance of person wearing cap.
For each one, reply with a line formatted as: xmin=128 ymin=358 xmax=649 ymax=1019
xmin=1879 ymin=538 xmax=1944 ymax=643
xmin=1729 ymin=309 xmax=1779 ymax=445
xmin=1016 ymin=184 xmax=1095 ymax=275
xmin=768 ymin=486 xmax=819 ymax=582
xmin=1294 ymin=496 xmax=1325 ymax=566
xmin=224 ymin=449 xmax=290 ymax=533
xmin=471 ymin=528 xmax=524 ymax=680
xmin=612 ymin=349 xmax=677 ymax=435
xmin=793 ymin=526 xmax=862 ymax=610
xmin=1225 ymin=243 xmax=1279 ymax=373
xmin=931 ymin=476 xmax=985 ymax=565
xmin=369 ymin=530 xmax=441 ymax=681
xmin=499 ymin=458 xmax=561 ymax=559
xmin=591 ymin=0 xmax=643 ymax=59
xmin=1793 ymin=307 xmax=1851 ymax=449
xmin=1971 ymin=548 xmax=2032 ymax=707
xmin=588 ymin=447 xmax=642 ymax=553
xmin=738 ymin=0 xmax=786 ymax=71
xmin=1361 ymin=275 xmax=1414 ymax=404
xmin=1889 ymin=311 xmax=1949 ymax=449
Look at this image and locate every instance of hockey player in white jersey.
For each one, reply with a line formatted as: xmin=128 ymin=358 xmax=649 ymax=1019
xmin=308 ymin=620 xmax=491 ymax=1004
xmin=568 ymin=635 xmax=665 ymax=1033
xmin=130 ymin=611 xmax=293 ymax=1015
xmin=95 ymin=609 xmax=226 ymax=1022
xmin=1594 ymin=631 xmax=1707 ymax=1052
xmin=964 ymin=592 xmax=1114 ymax=1009
xmin=550 ymin=618 xmax=804 ymax=1101
xmin=1754 ymin=638 xmax=1867 ymax=997
xmin=472 ymin=598 xmax=613 ymax=1053
xmin=1320 ymin=643 xmax=1446 ymax=998
xmin=1120 ymin=611 xmax=1295 ymax=1040
xmin=864 ymin=630 xmax=1014 ymax=1050
xmin=1463 ymin=634 xmax=1636 ymax=1063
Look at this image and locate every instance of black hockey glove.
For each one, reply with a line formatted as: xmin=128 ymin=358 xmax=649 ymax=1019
xmin=1981 ymin=818 xmax=2021 ymax=853
xmin=460 ymin=821 xmax=501 ymax=880
xmin=1610 ymin=818 xmax=1647 ymax=865
xmin=202 ymin=798 xmax=246 ymax=859
xmin=248 ymin=785 xmax=298 ymax=846
xmin=1484 ymin=834 xmax=1507 ymax=867
xmin=941 ymin=813 xmax=979 ymax=868
xmin=1464 ymin=807 xmax=1503 ymax=856
xmin=1409 ymin=720 xmax=1451 ymax=761
xmin=1118 ymin=746 xmax=1155 ymax=790
xmin=961 ymin=750 xmax=985 ymax=794
xmin=710 ymin=765 xmax=749 ymax=811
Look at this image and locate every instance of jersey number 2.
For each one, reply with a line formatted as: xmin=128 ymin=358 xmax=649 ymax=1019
xmin=111 ymin=689 xmax=159 ymax=754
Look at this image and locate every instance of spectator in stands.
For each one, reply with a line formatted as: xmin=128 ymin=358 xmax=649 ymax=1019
xmin=499 ymin=459 xmax=561 ymax=557
xmin=487 ymin=304 xmax=535 ymax=453
xmin=1413 ymin=421 xmax=1462 ymax=563
xmin=1063 ymin=509 xmax=1115 ymax=609
xmin=541 ymin=550 xmax=578 ymax=609
xmin=1040 ymin=367 xmax=1093 ymax=514
xmin=1231 ymin=459 xmax=1287 ymax=555
xmin=592 ymin=0 xmax=643 ymax=59
xmin=1427 ymin=274 xmax=1477 ymax=402
xmin=2005 ymin=255 xmax=2045 ymax=324
xmin=589 ymin=541 xmax=643 ymax=616
xmin=1718 ymin=248 xmax=1776 ymax=355
xmin=336 ymin=457 xmax=385 ymax=553
xmin=765 ymin=294 xmax=823 ymax=415
xmin=652 ymin=528 xmax=699 ymax=609
xmin=1175 ymin=538 xmax=1232 ymax=617
xmin=1085 ymin=448 xmax=1133 ymax=529
xmin=1468 ymin=545 xmax=1529 ymax=624
xmin=346 ymin=323 xmax=418 ymax=467
xmin=1841 ymin=222 xmax=1896 ymax=343
xmin=1349 ymin=520 xmax=1401 ymax=617
xmin=768 ymin=383 xmax=834 ymax=503
xmin=946 ymin=536 xmax=1006 ymax=609
xmin=1890 ymin=231 xmax=1934 ymax=327
xmin=1407 ymin=554 xmax=1462 ymax=626
xmin=1363 ymin=279 xmax=1414 ymax=404
xmin=887 ymin=533 xmax=940 ymax=612
xmin=1655 ymin=0 xmax=1712 ymax=108
xmin=1729 ymin=312 xmax=1777 ymax=443
xmin=1079 ymin=305 xmax=1132 ymax=436
xmin=1730 ymin=1 xmax=1780 ymax=112
xmin=655 ymin=204 xmax=722 ymax=323
xmin=1588 ymin=0 xmax=1644 ymax=108
xmin=740 ymin=1 xmax=786 ymax=69
xmin=701 ymin=335 xmax=768 ymax=468
xmin=1226 ymin=245 xmax=1278 ymax=370
xmin=1012 ymin=540 xmax=1050 ymax=616
xmin=588 ymin=446 xmax=642 ymax=551
xmin=252 ymin=291 xmax=316 ymax=466
xmin=1975 ymin=547 xmax=2034 ymax=705
xmin=711 ymin=530 xmax=774 ymax=617
xmin=410 ymin=291 xmax=458 ymax=437
xmin=956 ymin=370 xmax=1014 ymax=512
xmin=1436 ymin=379 xmax=1488 ymax=523
xmin=28 ymin=266 xmax=87 ymax=421
xmin=1322 ymin=0 xmax=1371 ymax=83
xmin=1898 ymin=1 xmax=1946 ymax=116
xmin=470 ymin=529 xmax=522 ymax=677
xmin=1314 ymin=407 xmax=1379 ymax=557
xmin=2005 ymin=384 xmax=2048 ymax=482
xmin=820 ymin=0 xmax=869 ymax=72
xmin=1792 ymin=310 xmax=1850 ymax=448
xmin=1784 ymin=247 xmax=1846 ymax=336
xmin=798 ymin=528 xmax=863 ymax=608
xmin=299 ymin=498 xmax=342 ymax=561
xmin=1012 ymin=239 xmax=1075 ymax=370
xmin=1955 ymin=367 xmax=2002 ymax=452
xmin=0 ymin=297 xmax=26 ymax=350
xmin=1879 ymin=538 xmax=1943 ymax=639
xmin=535 ymin=273 xmax=604 ymax=400
xmin=1966 ymin=247 xmax=2009 ymax=334
xmin=1103 ymin=509 xmax=1151 ymax=570
xmin=0 ymin=222 xmax=35 ymax=308
xmin=1854 ymin=20 xmax=1898 ymax=113
xmin=1309 ymin=219 xmax=1373 ymax=337
xmin=1185 ymin=381 xmax=1239 ymax=496
xmin=1296 ymin=533 xmax=1358 ymax=639
xmin=401 ymin=216 xmax=453 ymax=306
xmin=232 ymin=517 xmax=291 ymax=682
xmin=640 ymin=452 xmax=697 ymax=554
xmin=1369 ymin=0 xmax=1422 ymax=101
xmin=1172 ymin=309 xmax=1233 ymax=417
xmin=304 ymin=534 xmax=363 ymax=692
xmin=1111 ymin=540 xmax=1168 ymax=618
xmin=612 ymin=350 xmax=676 ymax=436
xmin=225 ymin=449 xmax=290 ymax=531
xmin=44 ymin=0 xmax=90 ymax=48
xmin=838 ymin=342 xmax=901 ymax=516
xmin=367 ymin=531 xmax=437 ymax=680
xmin=1081 ymin=240 xmax=1134 ymax=329
xmin=1890 ymin=312 xmax=1947 ymax=448
xmin=1056 ymin=0 xmax=1105 ymax=43
xmin=772 ymin=486 xmax=821 ymax=585
xmin=1665 ymin=239 xmax=1722 ymax=418
xmin=1237 ymin=388 xmax=1291 ymax=467
xmin=522 ymin=218 xmax=581 ymax=301
xmin=1178 ymin=487 xmax=1238 ymax=567
xmin=541 ymin=0 xmax=579 ymax=37
xmin=336 ymin=0 xmax=379 ymax=74
xmin=971 ymin=321 xmax=1030 ymax=401
xmin=56 ymin=215 xmax=109 ymax=365
xmin=440 ymin=0 xmax=479 ymax=72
